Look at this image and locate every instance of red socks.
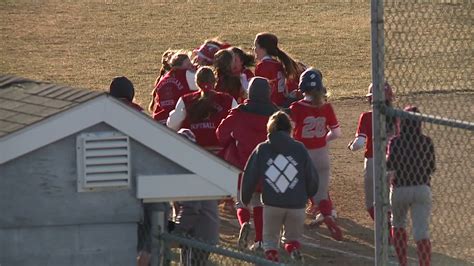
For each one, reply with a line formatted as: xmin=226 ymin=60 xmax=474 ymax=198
xmin=253 ymin=206 xmax=263 ymax=242
xmin=318 ymin=199 xmax=333 ymax=216
xmin=284 ymin=241 xmax=301 ymax=254
xmin=392 ymin=227 xmax=408 ymax=266
xmin=236 ymin=208 xmax=250 ymax=226
xmin=416 ymin=239 xmax=431 ymax=266
xmin=236 ymin=207 xmax=263 ymax=242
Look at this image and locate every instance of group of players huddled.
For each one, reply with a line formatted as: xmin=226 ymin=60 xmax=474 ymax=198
xmin=108 ymin=32 xmax=435 ymax=266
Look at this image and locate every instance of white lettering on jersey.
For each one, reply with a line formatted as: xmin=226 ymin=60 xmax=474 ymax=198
xmin=302 ymin=116 xmax=327 ymax=138
xmin=161 ymin=78 xmax=184 ymax=90
xmin=264 ymin=154 xmax=299 ymax=193
xmin=160 ymin=99 xmax=175 ymax=107
xmin=190 ymin=122 xmax=215 ymax=129
xmin=277 ymin=71 xmax=287 ymax=94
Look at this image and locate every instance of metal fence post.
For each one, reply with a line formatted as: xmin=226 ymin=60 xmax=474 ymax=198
xmin=371 ymin=0 xmax=389 ymax=265
xmin=150 ymin=209 xmax=165 ymax=266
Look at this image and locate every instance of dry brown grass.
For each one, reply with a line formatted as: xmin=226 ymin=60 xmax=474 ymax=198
xmin=0 ymin=0 xmax=371 ymax=106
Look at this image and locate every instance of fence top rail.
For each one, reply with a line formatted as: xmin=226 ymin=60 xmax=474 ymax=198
xmin=384 ymin=106 xmax=474 ymax=131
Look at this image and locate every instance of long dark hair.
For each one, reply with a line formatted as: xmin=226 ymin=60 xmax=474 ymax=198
xmin=230 ymin=46 xmax=255 ymax=68
xmin=187 ymin=67 xmax=217 ymax=123
xmin=255 ymin=32 xmax=299 ymax=80
xmin=213 ymin=49 xmax=242 ymax=98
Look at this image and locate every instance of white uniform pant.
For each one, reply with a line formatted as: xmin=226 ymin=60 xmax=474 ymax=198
xmin=364 ymin=157 xmax=374 ymax=210
xmin=308 ymin=146 xmax=330 ymax=203
xmin=390 ymin=185 xmax=432 ymax=241
xmin=263 ymin=205 xmax=305 ymax=251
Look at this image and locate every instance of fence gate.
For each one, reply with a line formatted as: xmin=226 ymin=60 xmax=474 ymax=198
xmin=372 ymin=0 xmax=473 ymax=265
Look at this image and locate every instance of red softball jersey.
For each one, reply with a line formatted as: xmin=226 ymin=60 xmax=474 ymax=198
xmin=290 ymin=100 xmax=339 ymax=149
xmin=152 ymin=69 xmax=192 ymax=123
xmin=255 ymin=57 xmax=287 ymax=107
xmin=181 ymin=91 xmax=234 ymax=149
xmin=356 ymin=111 xmax=373 ymax=158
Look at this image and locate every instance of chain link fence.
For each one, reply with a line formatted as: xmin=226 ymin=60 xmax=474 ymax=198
xmin=159 ymin=232 xmax=296 ymax=266
xmin=373 ymin=0 xmax=473 ymax=265
xmin=136 ymin=202 xmax=301 ymax=265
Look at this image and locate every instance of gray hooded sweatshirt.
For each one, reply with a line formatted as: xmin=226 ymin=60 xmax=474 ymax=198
xmin=241 ymin=131 xmax=319 ymax=209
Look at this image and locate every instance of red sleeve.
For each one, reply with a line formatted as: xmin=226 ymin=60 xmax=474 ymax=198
xmin=288 ymin=103 xmax=297 ymax=122
xmin=216 ymin=108 xmax=239 ymax=147
xmin=326 ymin=104 xmax=339 ymax=129
xmin=289 ymin=103 xmax=300 ymax=137
xmin=356 ymin=113 xmax=368 ymax=137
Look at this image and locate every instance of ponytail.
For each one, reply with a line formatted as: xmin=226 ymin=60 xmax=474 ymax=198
xmin=275 ymin=48 xmax=299 ymax=80
xmin=187 ymin=66 xmax=217 ymax=123
xmin=149 ymin=50 xmax=176 ymax=113
xmin=187 ymin=91 xmax=217 ymax=123
xmin=255 ymin=32 xmax=299 ymax=79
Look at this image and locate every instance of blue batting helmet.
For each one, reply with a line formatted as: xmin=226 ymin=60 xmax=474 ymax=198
xmin=298 ymin=68 xmax=324 ymax=93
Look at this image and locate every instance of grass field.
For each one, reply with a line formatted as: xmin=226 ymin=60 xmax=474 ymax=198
xmin=1 ymin=1 xmax=473 ymax=265
xmin=0 ymin=0 xmax=371 ymax=102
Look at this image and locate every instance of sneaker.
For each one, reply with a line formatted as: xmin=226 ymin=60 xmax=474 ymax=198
xmin=290 ymin=249 xmax=304 ymax=263
xmin=309 ymin=209 xmax=337 ymax=227
xmin=249 ymin=241 xmax=264 ymax=252
xmin=238 ymin=222 xmax=251 ymax=249
xmin=323 ymin=215 xmax=343 ymax=241
xmin=309 ymin=213 xmax=325 ymax=227
xmin=305 ymin=204 xmax=319 ymax=216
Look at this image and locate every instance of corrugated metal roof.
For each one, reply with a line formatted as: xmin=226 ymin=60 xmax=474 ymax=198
xmin=0 ymin=75 xmax=103 ymax=138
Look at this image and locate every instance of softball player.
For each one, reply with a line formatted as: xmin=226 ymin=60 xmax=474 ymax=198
xmin=167 ymin=66 xmax=237 ymax=153
xmin=150 ymin=51 xmax=197 ymax=124
xmin=289 ymin=68 xmax=343 ymax=241
xmin=214 ymin=49 xmax=246 ymax=103
xmin=253 ymin=32 xmax=300 ymax=107
xmin=193 ymin=39 xmax=230 ymax=67
xmin=348 ymin=82 xmax=397 ymax=220
xmin=387 ymin=106 xmax=435 ymax=266
xmin=230 ymin=46 xmax=255 ymax=98
xmin=216 ymin=77 xmax=278 ymax=251
xmin=241 ymin=111 xmax=319 ymax=262
xmin=230 ymin=46 xmax=255 ymax=82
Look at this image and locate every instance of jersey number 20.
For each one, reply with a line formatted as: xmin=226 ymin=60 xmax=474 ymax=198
xmin=302 ymin=116 xmax=327 ymax=138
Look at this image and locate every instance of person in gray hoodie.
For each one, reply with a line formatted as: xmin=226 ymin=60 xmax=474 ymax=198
xmin=241 ymin=111 xmax=319 ymax=262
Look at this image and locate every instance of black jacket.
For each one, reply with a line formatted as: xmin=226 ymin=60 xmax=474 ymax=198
xmin=241 ymin=131 xmax=319 ymax=209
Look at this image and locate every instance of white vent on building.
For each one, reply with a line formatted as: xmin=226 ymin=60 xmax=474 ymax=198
xmin=76 ymin=132 xmax=131 ymax=192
